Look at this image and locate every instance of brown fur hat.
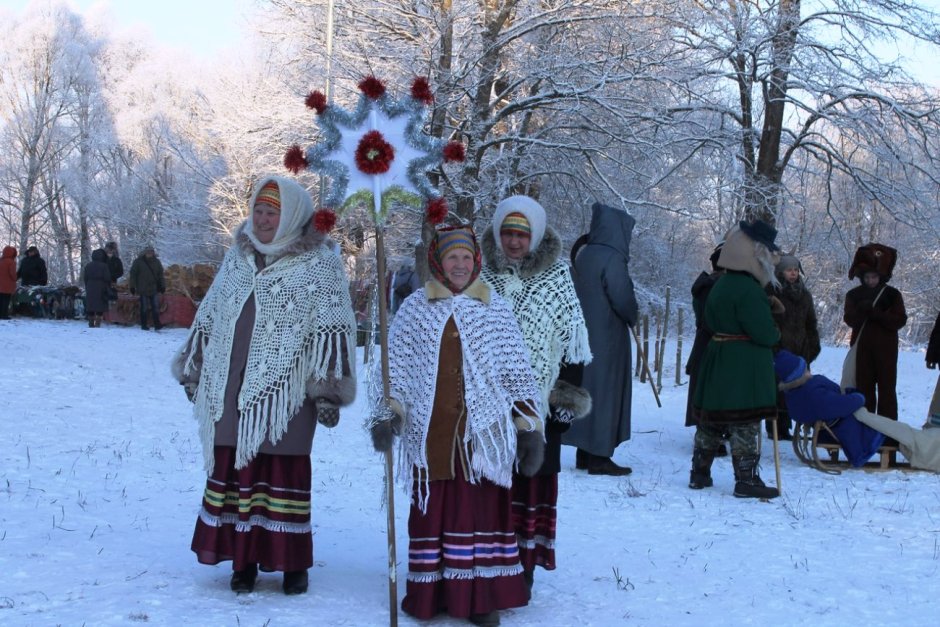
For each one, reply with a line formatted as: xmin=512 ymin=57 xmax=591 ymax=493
xmin=848 ymin=243 xmax=897 ymax=281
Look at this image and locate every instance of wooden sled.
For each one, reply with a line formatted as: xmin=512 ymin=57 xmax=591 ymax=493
xmin=792 ymin=421 xmax=906 ymax=474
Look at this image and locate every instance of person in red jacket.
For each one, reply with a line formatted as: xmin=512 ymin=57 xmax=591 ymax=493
xmin=0 ymin=246 xmax=17 ymax=319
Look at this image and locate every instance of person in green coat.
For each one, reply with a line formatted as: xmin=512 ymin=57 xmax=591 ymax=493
xmin=690 ymin=220 xmax=782 ymax=499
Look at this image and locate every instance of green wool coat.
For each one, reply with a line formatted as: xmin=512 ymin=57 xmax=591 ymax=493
xmin=693 ymin=271 xmax=780 ymax=424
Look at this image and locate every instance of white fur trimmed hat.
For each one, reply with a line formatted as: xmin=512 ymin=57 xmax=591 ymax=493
xmin=491 ymin=195 xmax=547 ymax=251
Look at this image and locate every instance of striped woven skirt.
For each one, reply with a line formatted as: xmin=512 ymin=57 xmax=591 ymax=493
xmin=191 ymin=446 xmax=312 ymax=573
xmin=402 ymin=463 xmax=529 ymax=620
xmin=511 ymin=472 xmax=558 ymax=571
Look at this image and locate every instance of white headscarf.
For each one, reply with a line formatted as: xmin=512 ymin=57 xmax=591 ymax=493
xmin=491 ymin=195 xmax=547 ymax=251
xmin=245 ymin=176 xmax=315 ymax=255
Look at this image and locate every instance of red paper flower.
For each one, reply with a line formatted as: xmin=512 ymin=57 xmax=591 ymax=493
xmin=358 ymin=76 xmax=386 ymax=99
xmin=355 ymin=130 xmax=395 ymax=174
xmin=411 ymin=77 xmax=434 ymax=105
xmin=442 ymin=141 xmax=465 ymax=163
xmin=284 ymin=145 xmax=309 ymax=174
xmin=426 ymin=197 xmax=448 ymax=224
xmin=313 ymin=208 xmax=337 ymax=233
xmin=305 ymin=90 xmax=328 ymax=114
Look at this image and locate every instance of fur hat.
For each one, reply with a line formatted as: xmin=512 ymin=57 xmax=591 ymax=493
xmin=26 ymin=245 xmax=39 ymax=255
xmin=491 ymin=195 xmax=547 ymax=251
xmin=848 ymin=243 xmax=897 ymax=281
xmin=774 ymin=350 xmax=807 ymax=384
xmin=709 ymin=243 xmax=723 ymax=271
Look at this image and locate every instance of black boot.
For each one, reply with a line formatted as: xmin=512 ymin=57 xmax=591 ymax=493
xmin=732 ymin=455 xmax=779 ymax=499
xmin=283 ymin=569 xmax=308 ymax=595
xmin=469 ymin=610 xmax=501 ymax=626
xmin=523 ymin=568 xmax=534 ymax=601
xmin=587 ymin=456 xmax=632 ymax=476
xmin=689 ymin=447 xmax=716 ymax=489
xmin=230 ymin=564 xmax=258 ymax=593
xmin=575 ymin=448 xmax=589 ymax=470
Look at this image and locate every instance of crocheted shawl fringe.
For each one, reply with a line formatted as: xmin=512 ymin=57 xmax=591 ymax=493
xmin=481 ymin=259 xmax=591 ymax=419
xmin=382 ymin=288 xmax=541 ymax=513
xmin=181 ymin=238 xmax=355 ymax=473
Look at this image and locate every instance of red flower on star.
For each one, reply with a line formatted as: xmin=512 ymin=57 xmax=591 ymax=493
xmin=284 ymin=145 xmax=309 ymax=174
xmin=358 ymin=76 xmax=386 ymax=100
xmin=313 ymin=208 xmax=337 ymax=233
xmin=426 ymin=197 xmax=448 ymax=224
xmin=305 ymin=91 xmax=328 ymax=114
xmin=355 ymin=130 xmax=395 ymax=175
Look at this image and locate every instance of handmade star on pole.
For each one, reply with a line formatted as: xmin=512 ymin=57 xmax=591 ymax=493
xmin=284 ymin=76 xmax=464 ymax=627
xmin=284 ymin=75 xmax=464 ymax=232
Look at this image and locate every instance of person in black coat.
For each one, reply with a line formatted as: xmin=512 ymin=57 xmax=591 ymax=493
xmin=104 ymin=241 xmax=124 ymax=287
xmin=766 ymin=254 xmax=821 ymax=440
xmin=843 ymin=243 xmax=907 ymax=422
xmin=927 ymin=311 xmax=940 ymax=370
xmin=83 ymin=249 xmax=111 ymax=327
xmin=17 ymin=246 xmax=48 ymax=287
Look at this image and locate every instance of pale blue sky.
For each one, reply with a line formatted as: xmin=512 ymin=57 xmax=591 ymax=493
xmin=1 ymin=0 xmax=253 ymax=60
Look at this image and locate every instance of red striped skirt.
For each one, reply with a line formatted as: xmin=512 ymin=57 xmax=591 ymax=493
xmin=402 ymin=463 xmax=528 ymax=620
xmin=511 ymin=473 xmax=558 ymax=571
xmin=191 ymin=446 xmax=312 ymax=573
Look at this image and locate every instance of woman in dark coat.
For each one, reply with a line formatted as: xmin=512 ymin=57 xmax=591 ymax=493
xmin=83 ymin=249 xmax=111 ymax=328
xmin=766 ymin=254 xmax=821 ymax=439
xmin=562 ymin=202 xmax=639 ymax=475
xmin=691 ymin=220 xmax=781 ymax=500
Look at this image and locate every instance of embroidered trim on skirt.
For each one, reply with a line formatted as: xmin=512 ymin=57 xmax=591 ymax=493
xmin=402 ymin=462 xmax=528 ymax=620
xmin=191 ymin=446 xmax=312 ymax=572
xmin=511 ymin=472 xmax=558 ymax=571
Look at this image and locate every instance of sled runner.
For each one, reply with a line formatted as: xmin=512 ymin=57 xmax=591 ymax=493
xmin=792 ymin=421 xmax=902 ymax=474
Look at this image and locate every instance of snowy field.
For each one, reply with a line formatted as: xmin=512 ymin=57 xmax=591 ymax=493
xmin=2 ymin=318 xmax=939 ymax=626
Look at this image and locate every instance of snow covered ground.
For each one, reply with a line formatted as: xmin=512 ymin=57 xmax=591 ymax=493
xmin=2 ymin=318 xmax=939 ymax=626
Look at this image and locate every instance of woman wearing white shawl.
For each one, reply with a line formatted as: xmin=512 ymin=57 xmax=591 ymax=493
xmin=480 ymin=195 xmax=592 ymax=598
xmin=172 ymin=176 xmax=357 ymax=595
xmin=371 ymin=225 xmax=543 ymax=627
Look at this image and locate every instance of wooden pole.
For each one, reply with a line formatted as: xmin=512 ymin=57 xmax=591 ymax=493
xmin=374 ymin=227 xmax=398 ymax=627
xmin=630 ymin=324 xmax=662 ymax=408
xmin=658 ymin=286 xmax=670 ymax=393
xmin=675 ymin=308 xmax=683 ymax=386
xmin=771 ymin=416 xmax=783 ymax=496
xmin=653 ymin=314 xmax=662 ymax=374
xmin=641 ymin=315 xmax=649 ymax=382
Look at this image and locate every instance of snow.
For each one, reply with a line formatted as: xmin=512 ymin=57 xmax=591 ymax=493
xmin=2 ymin=319 xmax=939 ymax=626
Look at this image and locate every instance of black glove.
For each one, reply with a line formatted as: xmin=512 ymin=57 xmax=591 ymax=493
xmin=130 ymin=287 xmax=136 ymax=295
xmin=182 ymin=381 xmax=198 ymax=403
xmin=371 ymin=413 xmax=404 ymax=452
xmin=928 ymin=361 xmax=937 ymax=370
xmin=316 ymin=401 xmax=340 ymax=427
xmin=516 ymin=430 xmax=545 ymax=477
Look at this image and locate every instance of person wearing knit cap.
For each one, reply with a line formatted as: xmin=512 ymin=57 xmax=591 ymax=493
xmin=481 ymin=196 xmax=592 ymax=597
xmin=765 ymin=253 xmax=821 ymax=441
xmin=772 ymin=350 xmax=884 ymax=467
xmin=371 ymin=224 xmax=543 ymax=626
xmin=690 ymin=220 xmax=781 ymax=499
xmin=562 ymin=202 xmax=639 ymax=477
xmin=843 ymin=243 xmax=907 ymax=440
xmin=173 ymin=175 xmax=357 ymax=596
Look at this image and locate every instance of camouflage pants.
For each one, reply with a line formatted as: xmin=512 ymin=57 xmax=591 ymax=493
xmin=694 ymin=421 xmax=761 ymax=457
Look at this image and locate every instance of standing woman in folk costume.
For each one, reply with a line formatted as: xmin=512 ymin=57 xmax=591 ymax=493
xmin=370 ymin=225 xmax=544 ymax=627
xmin=172 ymin=176 xmax=357 ymax=595
xmin=690 ymin=220 xmax=781 ymax=499
xmin=480 ymin=196 xmax=592 ymax=598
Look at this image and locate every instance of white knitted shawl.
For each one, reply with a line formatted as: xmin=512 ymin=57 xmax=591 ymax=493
xmin=481 ymin=256 xmax=591 ymax=420
xmin=385 ymin=282 xmax=541 ymax=512
xmin=180 ymin=234 xmax=356 ymax=472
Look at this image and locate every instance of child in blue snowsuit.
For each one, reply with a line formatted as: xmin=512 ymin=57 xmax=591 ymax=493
xmin=775 ymin=350 xmax=884 ymax=467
